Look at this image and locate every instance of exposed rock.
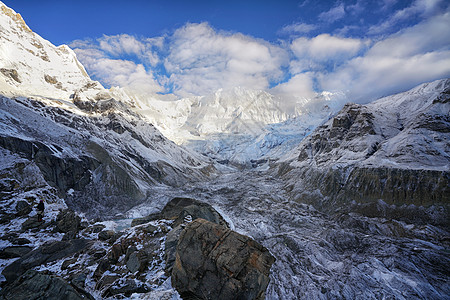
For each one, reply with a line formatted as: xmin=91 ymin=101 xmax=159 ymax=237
xmin=103 ymin=279 xmax=149 ymax=297
xmin=126 ymin=250 xmax=148 ymax=273
xmin=0 ymin=246 xmax=32 ymax=258
xmin=56 ymin=209 xmax=81 ymax=234
xmin=44 ymin=74 xmax=58 ymax=84
xmin=15 ymin=200 xmax=31 ymax=216
xmin=0 ymin=270 xmax=93 ymax=300
xmin=164 ymin=224 xmax=184 ymax=274
xmin=132 ymin=197 xmax=228 ymax=228
xmin=21 ymin=215 xmax=49 ymax=231
xmin=2 ymin=239 xmax=92 ymax=283
xmin=0 ymin=68 xmax=21 ymax=83
xmin=172 ymin=218 xmax=275 ymax=300
xmin=61 ymin=257 xmax=78 ymax=270
xmin=98 ymin=229 xmax=115 ymax=241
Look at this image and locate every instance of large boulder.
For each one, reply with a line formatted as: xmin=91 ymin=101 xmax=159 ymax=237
xmin=0 ymin=270 xmax=93 ymax=300
xmin=56 ymin=209 xmax=81 ymax=234
xmin=132 ymin=197 xmax=228 ymax=228
xmin=172 ymin=218 xmax=275 ymax=300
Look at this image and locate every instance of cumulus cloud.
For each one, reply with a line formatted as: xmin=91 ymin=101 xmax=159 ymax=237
xmin=320 ymin=11 xmax=450 ymax=101
xmin=318 ymin=3 xmax=346 ymax=23
xmin=72 ymin=36 xmax=164 ymax=95
xmin=271 ymin=73 xmax=315 ymax=99
xmin=70 ymin=6 xmax=450 ymax=106
xmin=164 ymin=23 xmax=288 ymax=96
xmin=291 ymin=34 xmax=364 ymax=62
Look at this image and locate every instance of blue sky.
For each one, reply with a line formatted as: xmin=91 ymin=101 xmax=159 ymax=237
xmin=4 ymin=0 xmax=450 ymax=101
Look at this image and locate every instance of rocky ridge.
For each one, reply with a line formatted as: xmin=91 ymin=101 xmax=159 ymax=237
xmin=276 ymin=78 xmax=450 ymax=225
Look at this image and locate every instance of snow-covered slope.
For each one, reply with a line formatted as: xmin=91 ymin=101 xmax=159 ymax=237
xmin=0 ymin=2 xmax=92 ymax=99
xmin=131 ymin=86 xmax=342 ymax=165
xmin=0 ymin=2 xmax=214 ymax=218
xmin=277 ymin=79 xmax=450 ymax=223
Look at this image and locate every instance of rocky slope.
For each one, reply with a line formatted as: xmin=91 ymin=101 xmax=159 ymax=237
xmin=276 ymin=78 xmax=450 ymax=225
xmin=0 ymin=1 xmax=214 ymax=219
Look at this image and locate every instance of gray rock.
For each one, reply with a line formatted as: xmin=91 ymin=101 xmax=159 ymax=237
xmin=2 ymin=239 xmax=92 ymax=283
xmin=98 ymin=229 xmax=115 ymax=241
xmin=0 ymin=246 xmax=32 ymax=259
xmin=126 ymin=251 xmax=147 ymax=273
xmin=15 ymin=200 xmax=31 ymax=216
xmin=56 ymin=209 xmax=81 ymax=234
xmin=0 ymin=269 xmax=92 ymax=300
xmin=164 ymin=224 xmax=184 ymax=274
xmin=21 ymin=215 xmax=49 ymax=231
xmin=132 ymin=197 xmax=228 ymax=228
xmin=104 ymin=279 xmax=148 ymax=297
xmin=172 ymin=218 xmax=275 ymax=300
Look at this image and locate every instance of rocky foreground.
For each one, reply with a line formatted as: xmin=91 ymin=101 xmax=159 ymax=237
xmin=0 ymin=193 xmax=274 ymax=300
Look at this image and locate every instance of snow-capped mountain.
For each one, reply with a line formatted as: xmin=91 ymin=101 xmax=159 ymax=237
xmin=0 ymin=2 xmax=214 ymax=218
xmin=130 ymin=86 xmax=343 ymax=165
xmin=0 ymin=3 xmax=92 ymax=99
xmin=277 ymin=78 xmax=450 ymax=225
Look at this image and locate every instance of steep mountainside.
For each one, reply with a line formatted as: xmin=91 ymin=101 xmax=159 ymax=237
xmin=277 ymin=79 xmax=450 ymax=225
xmin=0 ymin=2 xmax=214 ymax=218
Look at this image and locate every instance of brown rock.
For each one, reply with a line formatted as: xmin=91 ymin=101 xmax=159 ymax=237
xmin=171 ymin=218 xmax=275 ymax=300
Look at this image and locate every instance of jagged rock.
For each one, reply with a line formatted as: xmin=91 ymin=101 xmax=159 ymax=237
xmin=126 ymin=250 xmax=147 ymax=273
xmin=164 ymin=224 xmax=184 ymax=274
xmin=89 ymin=224 xmax=106 ymax=233
xmin=0 ymin=246 xmax=32 ymax=258
xmin=21 ymin=215 xmax=49 ymax=231
xmin=172 ymin=218 xmax=275 ymax=300
xmin=132 ymin=197 xmax=228 ymax=228
xmin=107 ymin=243 xmax=123 ymax=263
xmin=103 ymin=279 xmax=149 ymax=297
xmin=95 ymin=274 xmax=120 ymax=291
xmin=15 ymin=200 xmax=31 ymax=216
xmin=0 ymin=269 xmax=93 ymax=300
xmin=98 ymin=229 xmax=115 ymax=241
xmin=61 ymin=257 xmax=78 ymax=270
xmin=56 ymin=209 xmax=81 ymax=234
xmin=0 ymin=68 xmax=21 ymax=83
xmin=2 ymin=239 xmax=92 ymax=283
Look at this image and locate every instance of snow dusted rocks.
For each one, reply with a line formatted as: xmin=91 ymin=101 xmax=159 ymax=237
xmin=1 ymin=270 xmax=91 ymax=300
xmin=278 ymin=79 xmax=450 ymax=225
xmin=172 ymin=218 xmax=275 ymax=300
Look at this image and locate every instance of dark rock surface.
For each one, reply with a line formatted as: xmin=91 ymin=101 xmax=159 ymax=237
xmin=2 ymin=239 xmax=92 ymax=283
xmin=132 ymin=197 xmax=228 ymax=228
xmin=171 ymin=218 xmax=275 ymax=300
xmin=0 ymin=246 xmax=32 ymax=259
xmin=0 ymin=270 xmax=93 ymax=300
xmin=56 ymin=209 xmax=81 ymax=233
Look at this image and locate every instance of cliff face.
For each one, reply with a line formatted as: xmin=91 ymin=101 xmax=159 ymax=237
xmin=278 ymin=79 xmax=450 ymax=225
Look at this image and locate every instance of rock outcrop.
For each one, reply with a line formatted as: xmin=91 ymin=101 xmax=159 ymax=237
xmin=0 ymin=270 xmax=93 ymax=300
xmin=278 ymin=79 xmax=450 ymax=225
xmin=171 ymin=218 xmax=275 ymax=300
xmin=2 ymin=239 xmax=92 ymax=283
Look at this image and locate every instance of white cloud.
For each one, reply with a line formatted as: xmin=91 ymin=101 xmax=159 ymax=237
xmin=318 ymin=3 xmax=346 ymax=23
xmin=271 ymin=73 xmax=315 ymax=98
xmin=72 ymin=39 xmax=164 ymax=95
xmin=280 ymin=23 xmax=317 ymax=34
xmin=164 ymin=23 xmax=288 ymax=96
xmin=320 ymin=11 xmax=450 ymax=101
xmin=369 ymin=0 xmax=444 ymax=34
xmin=291 ymin=34 xmax=365 ymax=63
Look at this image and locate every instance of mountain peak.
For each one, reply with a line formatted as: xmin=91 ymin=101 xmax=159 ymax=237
xmin=0 ymin=2 xmax=32 ymax=33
